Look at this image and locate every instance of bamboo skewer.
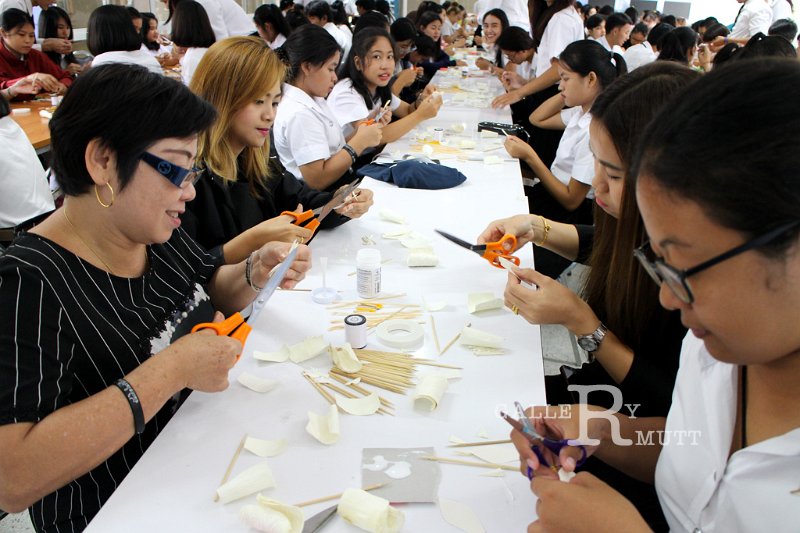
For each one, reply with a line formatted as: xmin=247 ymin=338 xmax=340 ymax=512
xmin=447 ymin=439 xmax=513 ymax=448
xmin=420 ymin=456 xmax=518 ymax=471
xmin=302 ymin=372 xmax=337 ymax=406
xmin=319 ymin=382 xmax=394 ymax=416
xmin=213 ymin=433 xmax=248 ymax=502
xmin=327 ymin=372 xmax=394 ymax=407
xmin=430 ymin=315 xmax=442 ymax=355
xmin=366 ymin=305 xmax=409 ymax=331
xmin=440 ymin=323 xmax=470 ymax=356
xmin=292 ymin=482 xmax=387 ymax=507
xmin=330 ymin=368 xmax=407 ymax=394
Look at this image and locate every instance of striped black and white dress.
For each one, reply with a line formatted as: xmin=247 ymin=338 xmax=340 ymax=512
xmin=0 ymin=227 xmax=221 ymax=532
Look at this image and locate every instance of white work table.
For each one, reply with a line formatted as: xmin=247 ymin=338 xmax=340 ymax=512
xmin=86 ymin=73 xmax=544 ymax=533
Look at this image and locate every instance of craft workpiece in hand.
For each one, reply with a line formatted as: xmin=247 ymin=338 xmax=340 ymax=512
xmin=439 ymin=498 xmax=486 ymax=533
xmin=337 ymin=488 xmax=405 ymax=533
xmin=215 ymin=462 xmax=276 ymax=504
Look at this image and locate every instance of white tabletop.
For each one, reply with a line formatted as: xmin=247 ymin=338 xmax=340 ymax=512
xmin=86 ymin=72 xmax=543 ymax=533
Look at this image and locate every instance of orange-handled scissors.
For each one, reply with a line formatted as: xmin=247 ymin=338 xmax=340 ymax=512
xmin=280 ymin=176 xmax=364 ymax=244
xmin=435 ymin=229 xmax=520 ymax=269
xmin=361 ymin=100 xmax=392 ymax=126
xmin=190 ymin=313 xmax=251 ymax=361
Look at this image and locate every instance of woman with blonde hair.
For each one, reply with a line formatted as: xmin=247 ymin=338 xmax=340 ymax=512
xmin=182 ymin=36 xmax=373 ymax=264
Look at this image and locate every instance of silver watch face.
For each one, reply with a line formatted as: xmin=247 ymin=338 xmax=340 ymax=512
xmin=577 ymin=337 xmax=598 ymax=352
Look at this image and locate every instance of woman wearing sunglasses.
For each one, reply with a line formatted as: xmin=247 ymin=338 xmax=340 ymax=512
xmin=0 ymin=64 xmax=311 ymax=532
xmin=510 ymin=59 xmax=800 ymax=532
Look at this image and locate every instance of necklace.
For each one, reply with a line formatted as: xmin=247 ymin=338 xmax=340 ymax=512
xmin=62 ymin=208 xmax=115 ymax=274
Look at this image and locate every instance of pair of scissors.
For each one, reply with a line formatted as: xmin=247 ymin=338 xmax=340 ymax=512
xmin=191 ymin=245 xmax=301 ymax=359
xmin=435 ymin=229 xmax=520 ymax=269
xmin=280 ymin=177 xmax=363 ymax=244
xmin=501 ymin=402 xmax=587 ymax=479
xmin=362 ymin=100 xmax=392 ymax=125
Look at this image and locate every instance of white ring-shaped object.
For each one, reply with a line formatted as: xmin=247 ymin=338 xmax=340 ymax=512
xmin=376 ymin=319 xmax=425 ymax=350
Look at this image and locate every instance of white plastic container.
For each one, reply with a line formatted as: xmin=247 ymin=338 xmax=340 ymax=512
xmin=356 ymin=248 xmax=381 ymax=298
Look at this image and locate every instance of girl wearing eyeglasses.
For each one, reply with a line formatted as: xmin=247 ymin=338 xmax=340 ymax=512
xmin=477 ymin=62 xmax=700 ymax=530
xmin=510 ymin=59 xmax=800 ymax=532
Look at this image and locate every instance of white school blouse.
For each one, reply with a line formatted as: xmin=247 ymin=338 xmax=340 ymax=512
xmin=269 ymin=33 xmax=287 ymax=50
xmin=624 ymin=41 xmax=656 ymax=72
xmin=534 ymin=6 xmax=583 ymax=80
xmin=91 ymin=50 xmax=162 ymax=74
xmin=550 ymin=106 xmax=593 ymax=186
xmin=179 ymin=47 xmax=208 ymax=86
xmin=655 ymin=333 xmax=800 ymax=532
xmin=327 ymin=78 xmax=401 ymax=139
xmin=729 ymin=0 xmax=773 ymax=40
xmin=274 ymin=83 xmax=345 ymax=180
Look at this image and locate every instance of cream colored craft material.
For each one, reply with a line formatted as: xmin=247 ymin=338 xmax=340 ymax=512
xmin=558 ymin=469 xmax=577 ymax=482
xmin=379 ymin=208 xmax=406 ymax=224
xmin=422 ymin=144 xmax=434 ymax=157
xmin=477 ymin=429 xmax=489 ymax=439
xmin=413 ymin=374 xmax=449 ymax=411
xmin=239 ymin=496 xmax=304 ymax=533
xmin=407 ymin=247 xmax=439 ymax=267
xmin=458 ymin=139 xmax=476 ymax=149
xmin=337 ymin=488 xmax=404 ymax=533
xmin=306 ymin=404 xmax=340 ymax=445
xmin=425 ymin=300 xmax=447 ymax=312
xmin=449 ymin=435 xmax=466 ymax=444
xmin=451 ymin=122 xmax=467 ymax=133
xmin=215 ymin=462 xmax=275 ymax=504
xmin=399 ymin=232 xmax=430 ymax=249
xmin=480 ymin=130 xmax=498 ymax=139
xmin=39 ymin=109 xmax=53 ymax=119
xmin=244 ymin=437 xmax=287 ymax=458
xmin=439 ymin=498 xmax=485 ymax=533
xmin=237 ymin=373 xmax=279 ymax=393
xmin=483 ymin=155 xmax=503 ymax=165
xmin=467 ymin=293 xmax=503 ymax=313
xmin=467 ymin=443 xmax=519 ymax=464
xmin=336 ymin=393 xmax=381 ymax=416
xmin=459 ymin=326 xmax=504 ymax=349
xmin=288 ymin=336 xmax=328 ymax=363
xmin=382 ymin=228 xmax=411 ymax=239
xmin=11 ymin=107 xmax=30 ymax=115
xmin=254 ymin=346 xmax=289 ymax=363
xmin=469 ymin=346 xmax=505 ymax=356
xmin=331 ymin=343 xmax=363 ymax=373
xmin=376 ymin=319 xmax=425 ymax=350
xmin=479 ymin=468 xmax=506 ymax=478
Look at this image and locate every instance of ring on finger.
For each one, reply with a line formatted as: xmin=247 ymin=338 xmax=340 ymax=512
xmin=511 ymin=304 xmax=519 ymax=315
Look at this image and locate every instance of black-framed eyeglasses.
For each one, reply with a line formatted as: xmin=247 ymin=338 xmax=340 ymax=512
xmin=140 ymin=152 xmax=203 ymax=188
xmin=634 ymin=221 xmax=800 ymax=304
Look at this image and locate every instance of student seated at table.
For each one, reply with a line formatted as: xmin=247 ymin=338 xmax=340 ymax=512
xmin=38 ymin=6 xmax=82 ymax=76
xmin=0 ymin=8 xmax=72 ymax=100
xmin=512 ymin=57 xmax=800 ymax=533
xmin=171 ymin=0 xmax=216 ymax=86
xmin=0 ymin=63 xmax=311 ymax=533
xmin=140 ymin=11 xmax=179 ymax=67
xmin=307 ymin=0 xmax=351 ymax=61
xmin=184 ymin=36 xmax=374 ymax=263
xmin=394 ymin=30 xmax=440 ymax=103
xmin=584 ymin=13 xmax=606 ymax=41
xmin=656 ymin=26 xmax=698 ymax=67
xmin=328 ymin=27 xmax=442 ymax=145
xmin=88 ymin=5 xmax=162 ymax=74
xmin=496 ymin=26 xmax=535 ymax=89
xmin=253 ymin=3 xmax=290 ymax=50
xmin=474 ymin=8 xmax=510 ymax=76
xmin=0 ymin=93 xmax=54 ymax=236
xmin=166 ymin=0 xmax=253 ymax=42
xmin=273 ymin=24 xmax=383 ymax=191
xmin=480 ymin=62 xmax=699 ymax=530
xmin=416 ymin=10 xmax=465 ymax=79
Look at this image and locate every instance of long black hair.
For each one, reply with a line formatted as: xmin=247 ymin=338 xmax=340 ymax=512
xmin=338 ymin=27 xmax=396 ymax=109
xmin=171 ymin=1 xmax=215 ymax=48
xmin=140 ymin=12 xmax=160 ymax=51
xmin=38 ymin=6 xmax=78 ymax=67
xmin=253 ymin=4 xmax=292 ymax=38
xmin=482 ymin=8 xmax=509 ymax=65
xmin=277 ymin=23 xmax=341 ymax=83
xmin=657 ymin=26 xmax=698 ymax=64
xmin=530 ymin=0 xmax=575 ymax=48
xmin=87 ymin=4 xmax=141 ymax=56
xmin=559 ymin=39 xmax=627 ymax=90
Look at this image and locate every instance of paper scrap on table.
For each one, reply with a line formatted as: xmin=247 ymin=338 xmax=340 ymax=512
xmin=338 ymin=488 xmax=404 ymax=533
xmin=254 ymin=346 xmax=289 ymax=363
xmin=237 ymin=373 xmax=279 ymax=393
xmin=459 ymin=326 xmax=504 ymax=349
xmin=458 ymin=139 xmax=476 ymax=149
xmin=467 ymin=293 xmax=503 ymax=314
xmin=425 ymin=300 xmax=447 ymax=312
xmin=480 ymin=130 xmax=498 ymax=138
xmin=336 ymin=393 xmax=381 ymax=416
xmin=558 ymin=469 xmax=577 ymax=482
xmin=439 ymin=498 xmax=485 ymax=533
xmin=469 ymin=346 xmax=506 ymax=356
xmin=408 ymin=247 xmax=439 ymax=267
xmin=477 ymin=429 xmax=488 ymax=439
xmin=362 ymin=447 xmax=440 ymax=503
xmin=288 ymin=336 xmax=328 ymax=363
xmin=437 ymin=368 xmax=462 ymax=380
xmin=244 ymin=437 xmax=287 ymax=458
xmin=468 ymin=443 xmax=519 ymax=464
xmin=379 ymin=208 xmax=406 ymax=224
xmin=306 ymin=404 xmax=340 ymax=445
xmin=483 ymin=155 xmax=503 ymax=165
xmin=382 ymin=228 xmax=411 ymax=239
xmin=216 ymin=462 xmax=275 ymax=504
xmin=239 ymin=495 xmax=303 ymax=533
xmin=422 ymin=144 xmax=434 ymax=157
xmin=413 ymin=374 xmax=449 ymax=411
xmin=479 ymin=468 xmax=506 ymax=478
xmin=399 ymin=231 xmax=430 ymax=249
xmin=449 ymin=435 xmax=466 ymax=444
xmin=331 ymin=343 xmax=363 ymax=373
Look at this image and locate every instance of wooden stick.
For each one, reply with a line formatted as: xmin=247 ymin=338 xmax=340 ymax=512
xmin=447 ymin=439 xmax=513 ymax=448
xmin=327 ymin=373 xmax=394 ymax=407
xmin=293 ymin=482 xmax=387 ymax=507
xmin=213 ymin=433 xmax=248 ymax=502
xmin=319 ymin=382 xmax=393 ymax=416
xmin=439 ymin=331 xmax=461 ymax=356
xmin=366 ymin=305 xmax=408 ymax=331
xmin=430 ymin=315 xmax=442 ymax=355
xmin=303 ymin=373 xmax=336 ymax=405
xmin=420 ymin=456 xmax=518 ymax=471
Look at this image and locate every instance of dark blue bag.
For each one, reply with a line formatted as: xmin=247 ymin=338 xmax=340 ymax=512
xmin=356 ymin=159 xmax=467 ymax=189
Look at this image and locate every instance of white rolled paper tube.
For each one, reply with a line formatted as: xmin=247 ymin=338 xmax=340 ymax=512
xmin=345 ymin=314 xmax=367 ymax=349
xmin=376 ymin=319 xmax=425 ymax=350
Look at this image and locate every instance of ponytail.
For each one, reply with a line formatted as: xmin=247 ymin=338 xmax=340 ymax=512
xmin=559 ymin=39 xmax=627 ymax=90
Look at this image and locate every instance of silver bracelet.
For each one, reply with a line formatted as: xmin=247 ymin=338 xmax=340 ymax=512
xmin=244 ymin=252 xmax=264 ymax=292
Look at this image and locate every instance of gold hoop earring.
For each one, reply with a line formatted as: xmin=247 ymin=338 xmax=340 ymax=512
xmin=95 ymin=182 xmax=115 ymax=208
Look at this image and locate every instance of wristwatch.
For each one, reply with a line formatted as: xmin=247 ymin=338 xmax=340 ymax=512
xmin=577 ymin=323 xmax=608 ymax=356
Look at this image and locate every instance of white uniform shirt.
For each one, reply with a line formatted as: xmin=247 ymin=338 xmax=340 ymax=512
xmin=483 ymin=0 xmax=532 ymax=32
xmin=324 ymin=21 xmax=351 ymax=61
xmin=274 ymin=83 xmax=345 ymax=180
xmin=550 ymin=106 xmax=593 ymax=186
xmin=0 ymin=0 xmax=30 ymax=14
xmin=91 ymin=50 xmax=162 ymax=74
xmin=770 ymin=0 xmax=793 ymax=22
xmin=655 ymin=333 xmax=800 ymax=532
xmin=597 ymin=35 xmax=625 ymax=55
xmin=194 ymin=0 xmax=252 ymax=41
xmin=327 ymin=78 xmax=401 ymax=139
xmin=0 ymin=116 xmax=54 ymax=228
xmin=442 ymin=18 xmax=455 ymax=37
xmin=534 ymin=6 xmax=583 ymax=79
xmin=729 ymin=0 xmax=773 ymax=39
xmin=624 ymin=41 xmax=657 ymax=71
xmin=269 ymin=33 xmax=287 ymax=50
xmin=179 ymin=47 xmax=208 ymax=86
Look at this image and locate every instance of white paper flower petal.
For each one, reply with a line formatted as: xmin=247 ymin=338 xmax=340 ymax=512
xmin=288 ymin=336 xmax=328 ymax=363
xmin=216 ymin=462 xmax=275 ymax=504
xmin=467 ymin=293 xmax=503 ymax=314
xmin=258 ymin=496 xmax=304 ymax=532
xmin=379 ymin=208 xmax=407 ymax=224
xmin=413 ymin=374 xmax=449 ymax=411
xmin=439 ymin=498 xmax=485 ymax=533
xmin=331 ymin=343 xmax=363 ymax=373
xmin=459 ymin=326 xmax=504 ymax=349
xmin=438 ymin=368 xmax=462 ymax=380
xmin=254 ymin=346 xmax=290 ymax=363
xmin=336 ymin=393 xmax=381 ymax=416
xmin=558 ymin=468 xmax=577 ymax=482
xmin=483 ymin=155 xmax=503 ymax=165
xmin=468 ymin=443 xmax=519 ymax=464
xmin=239 ymin=504 xmax=292 ymax=532
xmin=426 ymin=301 xmax=447 ymax=312
xmin=306 ymin=404 xmax=340 ymax=445
xmin=237 ymin=373 xmax=280 ymax=393
xmin=382 ymin=228 xmax=411 ymax=239
xmin=244 ymin=437 xmax=287 ymax=458
xmin=337 ymin=488 xmax=404 ymax=533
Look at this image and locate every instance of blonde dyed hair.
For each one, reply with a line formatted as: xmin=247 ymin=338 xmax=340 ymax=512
xmin=190 ymin=36 xmax=286 ymax=193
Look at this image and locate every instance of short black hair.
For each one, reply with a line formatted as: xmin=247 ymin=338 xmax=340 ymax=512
xmin=412 ymin=31 xmax=438 ymax=59
xmin=125 ymin=6 xmax=141 ymax=20
xmin=254 ymin=4 xmax=292 ymax=38
xmin=736 ymin=32 xmax=796 ymax=60
xmin=701 ymin=22 xmax=729 ymax=43
xmin=355 ymin=0 xmax=376 ymax=10
xmin=277 ymin=23 xmax=340 ymax=82
xmin=769 ymin=18 xmax=798 ymax=42
xmin=50 ymin=64 xmax=216 ymax=196
xmin=280 ymin=0 xmax=294 ymax=10
xmin=307 ymin=0 xmax=332 ymax=22
xmin=647 ymin=22 xmax=673 ymax=49
xmin=661 ymin=14 xmax=676 ymax=27
xmin=391 ymin=17 xmax=416 ymax=42
xmin=375 ymin=0 xmax=391 ymax=16
xmin=285 ymin=9 xmax=309 ymax=30
xmin=631 ymin=21 xmax=648 ymax=36
xmin=87 ymin=4 xmax=142 ymax=56
xmin=1 ymin=7 xmax=34 ymax=32
xmin=171 ymin=0 xmax=215 ymax=48
xmin=585 ymin=13 xmax=606 ymax=31
xmin=496 ymin=26 xmax=534 ymax=52
xmin=605 ymin=13 xmax=633 ymax=34
xmin=598 ymin=5 xmax=614 ymax=16
xmin=624 ymin=6 xmax=638 ymax=23
xmin=354 ymin=10 xmax=389 ymax=33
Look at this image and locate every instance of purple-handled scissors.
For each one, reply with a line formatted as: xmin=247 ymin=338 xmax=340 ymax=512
xmin=500 ymin=401 xmax=587 ymax=480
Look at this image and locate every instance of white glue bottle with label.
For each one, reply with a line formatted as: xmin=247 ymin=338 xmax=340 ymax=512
xmin=356 ymin=248 xmax=381 ymax=298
